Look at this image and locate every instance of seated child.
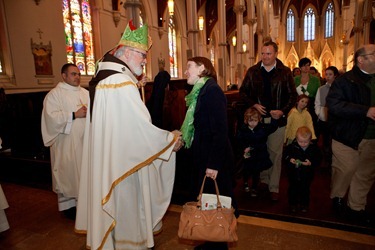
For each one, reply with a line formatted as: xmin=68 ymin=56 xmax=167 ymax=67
xmin=236 ymin=107 xmax=277 ymax=197
xmin=284 ymin=126 xmax=321 ymax=213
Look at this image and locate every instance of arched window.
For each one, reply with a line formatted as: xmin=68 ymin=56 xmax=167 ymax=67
xmin=62 ymin=0 xmax=95 ymax=75
xmin=304 ymin=7 xmax=315 ymax=41
xmin=325 ymin=2 xmax=334 ymax=38
xmin=287 ymin=9 xmax=295 ymax=42
xmin=168 ymin=17 xmax=177 ymax=78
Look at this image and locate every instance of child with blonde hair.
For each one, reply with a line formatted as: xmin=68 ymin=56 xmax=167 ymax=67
xmin=285 ymin=94 xmax=316 ymax=145
xmin=236 ymin=107 xmax=277 ymax=197
xmin=284 ymin=126 xmax=321 ymax=213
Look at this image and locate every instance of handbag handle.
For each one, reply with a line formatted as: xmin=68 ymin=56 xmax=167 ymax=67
xmin=197 ymin=176 xmax=223 ymax=209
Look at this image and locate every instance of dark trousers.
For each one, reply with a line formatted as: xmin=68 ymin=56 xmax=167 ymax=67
xmin=287 ymin=166 xmax=314 ymax=206
xmin=243 ymin=166 xmax=260 ymax=189
xmin=316 ymin=120 xmax=332 ymax=166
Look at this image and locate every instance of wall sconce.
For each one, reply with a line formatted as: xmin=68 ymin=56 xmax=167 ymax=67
xmin=242 ymin=42 xmax=247 ymax=52
xmin=168 ymin=0 xmax=174 ymax=16
xmin=198 ymin=16 xmax=204 ymax=31
xmin=232 ymin=36 xmax=237 ymax=47
xmin=340 ymin=32 xmax=346 ymax=44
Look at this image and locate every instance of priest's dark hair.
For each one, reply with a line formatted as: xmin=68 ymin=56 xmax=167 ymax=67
xmin=61 ymin=63 xmax=78 ymax=74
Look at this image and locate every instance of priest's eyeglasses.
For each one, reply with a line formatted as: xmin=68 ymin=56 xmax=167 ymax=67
xmin=129 ymin=49 xmax=147 ymax=59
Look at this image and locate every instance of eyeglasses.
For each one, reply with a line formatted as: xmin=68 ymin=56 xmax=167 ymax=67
xmin=129 ymin=49 xmax=147 ymax=59
xmin=360 ymin=51 xmax=375 ymax=57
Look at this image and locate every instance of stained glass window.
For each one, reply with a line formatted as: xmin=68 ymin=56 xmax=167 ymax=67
xmin=304 ymin=7 xmax=316 ymax=41
xmin=62 ymin=0 xmax=95 ymax=75
xmin=168 ymin=17 xmax=177 ymax=78
xmin=287 ymin=9 xmax=295 ymax=42
xmin=325 ymin=2 xmax=334 ymax=38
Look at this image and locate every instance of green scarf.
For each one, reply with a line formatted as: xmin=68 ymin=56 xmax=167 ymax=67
xmin=181 ymin=76 xmax=209 ymax=148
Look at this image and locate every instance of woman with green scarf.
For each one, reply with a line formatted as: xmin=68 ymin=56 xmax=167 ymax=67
xmin=181 ymin=57 xmax=238 ymax=250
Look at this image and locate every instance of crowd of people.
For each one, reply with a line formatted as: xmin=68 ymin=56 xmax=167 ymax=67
xmin=237 ymin=41 xmax=375 ymax=226
xmin=1 ymin=18 xmax=372 ymax=249
xmin=44 ymin=27 xmax=375 ymax=248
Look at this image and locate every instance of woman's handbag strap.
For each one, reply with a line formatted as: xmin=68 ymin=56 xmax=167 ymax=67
xmin=197 ymin=176 xmax=223 ymax=209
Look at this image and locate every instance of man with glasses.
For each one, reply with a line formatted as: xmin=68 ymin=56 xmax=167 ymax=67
xmin=327 ymin=44 xmax=375 ymax=225
xmin=75 ymin=20 xmax=183 ymax=250
xmin=41 ymin=63 xmax=89 ymax=219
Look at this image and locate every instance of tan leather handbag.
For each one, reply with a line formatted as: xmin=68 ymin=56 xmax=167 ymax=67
xmin=177 ymin=176 xmax=238 ymax=242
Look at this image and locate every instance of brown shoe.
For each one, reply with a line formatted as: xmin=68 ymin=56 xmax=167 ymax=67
xmin=271 ymin=192 xmax=279 ymax=201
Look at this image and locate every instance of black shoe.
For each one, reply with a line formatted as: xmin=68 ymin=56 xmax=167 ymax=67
xmin=300 ymin=205 xmax=308 ymax=213
xmin=290 ymin=205 xmax=297 ymax=213
xmin=332 ymin=197 xmax=345 ymax=215
xmin=63 ymin=207 xmax=76 ymax=220
xmin=347 ymin=208 xmax=373 ymax=226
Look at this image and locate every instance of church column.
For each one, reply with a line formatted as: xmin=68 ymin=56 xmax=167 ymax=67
xmin=123 ymin=0 xmax=142 ymax=28
xmin=255 ymin=0 xmax=264 ymax=58
xmin=362 ymin=0 xmax=372 ymax=44
xmin=362 ymin=16 xmax=372 ymax=44
xmin=340 ymin=4 xmax=350 ymax=72
xmin=353 ymin=0 xmax=364 ymax=50
xmin=245 ymin=0 xmax=256 ymax=67
xmin=234 ymin=0 xmax=246 ymax=88
xmin=218 ymin=0 xmax=228 ymax=89
xmin=342 ymin=40 xmax=349 ymax=72
xmin=245 ymin=18 xmax=257 ymax=66
xmin=263 ymin=0 xmax=270 ymax=38
xmin=353 ymin=25 xmax=364 ymax=52
xmin=186 ymin=0 xmax=198 ymax=57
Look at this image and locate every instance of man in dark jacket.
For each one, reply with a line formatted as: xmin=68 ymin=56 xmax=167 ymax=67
xmin=239 ymin=41 xmax=297 ymax=201
xmin=326 ymin=44 xmax=375 ymax=225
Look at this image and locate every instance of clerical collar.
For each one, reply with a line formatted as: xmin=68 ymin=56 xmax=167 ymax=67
xmin=261 ymin=61 xmax=277 ymax=72
xmin=360 ymin=68 xmax=371 ymax=75
xmin=360 ymin=70 xmax=375 ymax=78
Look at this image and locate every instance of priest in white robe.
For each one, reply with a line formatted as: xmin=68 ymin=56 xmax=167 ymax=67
xmin=41 ymin=64 xmax=89 ymax=213
xmin=75 ymin=21 xmax=183 ymax=249
xmin=0 ymin=184 xmax=9 ymax=233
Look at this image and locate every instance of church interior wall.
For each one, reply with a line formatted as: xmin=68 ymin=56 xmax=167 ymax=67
xmin=2 ymin=0 xmax=67 ymax=93
xmin=0 ymin=0 xmax=373 ymax=94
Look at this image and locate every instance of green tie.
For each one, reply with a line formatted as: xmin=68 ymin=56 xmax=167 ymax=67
xmin=301 ymin=86 xmax=306 ymax=94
